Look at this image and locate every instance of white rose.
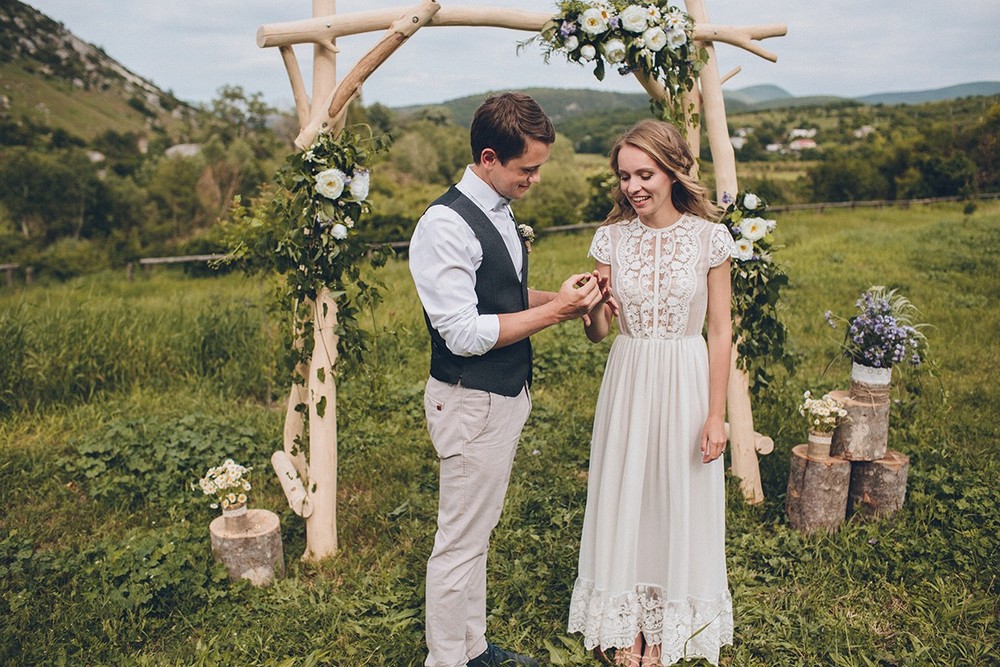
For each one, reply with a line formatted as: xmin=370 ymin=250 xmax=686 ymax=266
xmin=764 ymin=218 xmax=777 ymax=233
xmin=331 ymin=223 xmax=349 ymax=240
xmin=667 ymin=27 xmax=687 ymax=48
xmin=579 ymin=44 xmax=597 ymax=61
xmin=739 ymin=217 xmax=769 ymax=242
xmin=579 ymin=8 xmax=608 ymax=35
xmin=602 ymin=38 xmax=627 ymax=64
xmin=619 ymin=5 xmax=648 ymax=33
xmin=642 ymin=26 xmax=667 ymax=52
xmin=563 ymin=34 xmax=579 ymax=52
xmin=733 ymin=238 xmax=754 ymax=261
xmin=349 ymin=169 xmax=370 ymax=201
xmin=743 ymin=193 xmax=760 ymax=210
xmin=315 ymin=168 xmax=346 ymax=200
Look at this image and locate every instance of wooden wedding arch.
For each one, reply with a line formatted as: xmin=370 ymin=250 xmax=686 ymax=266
xmin=256 ymin=0 xmax=786 ymax=562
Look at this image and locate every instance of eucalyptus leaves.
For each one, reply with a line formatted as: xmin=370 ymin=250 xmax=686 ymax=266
xmin=721 ymin=190 xmax=793 ymax=393
xmin=528 ymin=0 xmax=707 ymax=124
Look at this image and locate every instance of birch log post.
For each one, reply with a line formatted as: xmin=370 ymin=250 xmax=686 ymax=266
xmin=848 ymin=450 xmax=910 ymax=519
xmin=684 ymin=0 xmax=770 ymax=504
xmin=786 ymin=444 xmax=851 ymax=534
xmin=296 ymin=0 xmax=441 ymax=149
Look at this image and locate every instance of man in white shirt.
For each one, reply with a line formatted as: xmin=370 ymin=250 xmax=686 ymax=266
xmin=410 ymin=92 xmax=605 ymax=667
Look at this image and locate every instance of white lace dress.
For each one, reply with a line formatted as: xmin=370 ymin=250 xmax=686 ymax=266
xmin=567 ymin=214 xmax=736 ymax=665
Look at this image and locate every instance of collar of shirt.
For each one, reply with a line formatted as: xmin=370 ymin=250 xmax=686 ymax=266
xmin=457 ymin=166 xmax=512 ymax=217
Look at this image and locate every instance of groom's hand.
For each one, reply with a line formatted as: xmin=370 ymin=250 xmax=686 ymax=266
xmin=554 ymin=272 xmax=603 ymax=322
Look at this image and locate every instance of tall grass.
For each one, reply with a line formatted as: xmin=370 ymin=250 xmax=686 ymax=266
xmin=1 ymin=200 xmax=998 ymax=665
xmin=0 ymin=272 xmax=283 ymax=411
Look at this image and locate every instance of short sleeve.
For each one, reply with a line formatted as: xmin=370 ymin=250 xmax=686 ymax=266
xmin=588 ymin=225 xmax=612 ymax=264
xmin=709 ymin=223 xmax=737 ymax=267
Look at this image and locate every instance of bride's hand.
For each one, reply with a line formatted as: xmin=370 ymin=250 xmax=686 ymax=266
xmin=700 ymin=416 xmax=727 ymax=463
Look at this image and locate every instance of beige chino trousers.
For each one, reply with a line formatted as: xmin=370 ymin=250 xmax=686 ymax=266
xmin=423 ymin=377 xmax=532 ymax=667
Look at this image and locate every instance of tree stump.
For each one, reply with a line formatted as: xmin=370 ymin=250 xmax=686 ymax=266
xmin=786 ymin=444 xmax=851 ymax=534
xmin=209 ymin=509 xmax=285 ymax=586
xmin=829 ymin=389 xmax=890 ymax=461
xmin=848 ymin=450 xmax=910 ymax=519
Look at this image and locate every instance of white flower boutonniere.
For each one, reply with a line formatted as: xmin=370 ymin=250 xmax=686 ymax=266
xmin=517 ymin=223 xmax=535 ymax=254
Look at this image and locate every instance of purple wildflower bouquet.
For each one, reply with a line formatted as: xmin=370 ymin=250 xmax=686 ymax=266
xmin=826 ymin=286 xmax=927 ymax=369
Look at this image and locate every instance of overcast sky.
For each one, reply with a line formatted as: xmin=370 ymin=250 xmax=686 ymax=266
xmin=22 ymin=0 xmax=1000 ymax=110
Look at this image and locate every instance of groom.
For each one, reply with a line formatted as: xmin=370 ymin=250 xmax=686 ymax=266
xmin=409 ymin=92 xmax=605 ymax=667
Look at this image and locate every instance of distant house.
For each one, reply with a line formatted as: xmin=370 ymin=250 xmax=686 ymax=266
xmin=766 ymin=143 xmax=783 ymax=153
xmin=165 ymin=143 xmax=202 ymax=158
xmin=730 ymin=136 xmax=748 ymax=150
xmin=854 ymin=125 xmax=876 ymax=139
xmin=788 ymin=128 xmax=817 ymax=139
xmin=788 ymin=138 xmax=817 ymax=151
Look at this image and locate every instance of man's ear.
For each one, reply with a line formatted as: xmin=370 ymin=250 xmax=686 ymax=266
xmin=479 ymin=148 xmax=498 ymax=167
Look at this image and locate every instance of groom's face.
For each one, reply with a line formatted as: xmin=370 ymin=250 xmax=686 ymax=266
xmin=478 ymin=138 xmax=551 ymax=201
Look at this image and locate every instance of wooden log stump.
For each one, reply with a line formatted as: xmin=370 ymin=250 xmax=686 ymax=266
xmin=786 ymin=444 xmax=851 ymax=534
xmin=848 ymin=450 xmax=910 ymax=519
xmin=829 ymin=389 xmax=890 ymax=461
xmin=209 ymin=509 xmax=285 ymax=586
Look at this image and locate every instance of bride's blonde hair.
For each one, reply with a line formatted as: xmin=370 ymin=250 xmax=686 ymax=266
xmin=603 ymin=119 xmax=718 ymax=224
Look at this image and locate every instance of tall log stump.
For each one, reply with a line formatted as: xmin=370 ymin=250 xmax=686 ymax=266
xmin=848 ymin=450 xmax=910 ymax=519
xmin=209 ymin=509 xmax=285 ymax=586
xmin=829 ymin=389 xmax=890 ymax=461
xmin=786 ymin=444 xmax=851 ymax=534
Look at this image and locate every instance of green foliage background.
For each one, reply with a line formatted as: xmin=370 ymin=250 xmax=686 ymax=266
xmin=1 ymin=200 xmax=998 ymax=665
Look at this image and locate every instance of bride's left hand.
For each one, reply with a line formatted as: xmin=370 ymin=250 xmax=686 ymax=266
xmin=700 ymin=416 xmax=727 ymax=463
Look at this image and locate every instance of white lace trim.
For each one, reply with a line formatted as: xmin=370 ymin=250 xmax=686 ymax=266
xmin=709 ymin=224 xmax=736 ymax=267
xmin=568 ymin=579 xmax=734 ymax=666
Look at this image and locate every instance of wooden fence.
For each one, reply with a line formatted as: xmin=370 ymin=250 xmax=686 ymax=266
xmin=1 ymin=193 xmax=997 ymax=287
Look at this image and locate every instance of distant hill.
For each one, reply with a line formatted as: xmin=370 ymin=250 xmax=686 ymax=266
xmin=0 ymin=0 xmax=196 ymax=140
xmin=395 ymin=82 xmax=1000 ymax=127
xmin=857 ymin=82 xmax=1000 ymax=105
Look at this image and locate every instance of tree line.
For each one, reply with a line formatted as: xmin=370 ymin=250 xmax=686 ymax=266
xmin=1 ymin=87 xmax=997 ymax=282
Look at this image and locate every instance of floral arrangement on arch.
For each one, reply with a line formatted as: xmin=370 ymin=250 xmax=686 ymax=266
xmin=222 ymin=126 xmax=392 ymax=372
xmin=526 ymin=0 xmax=708 ymax=123
xmin=798 ymin=391 xmax=848 ymax=435
xmin=825 ymin=286 xmax=927 ymax=370
xmin=198 ymin=459 xmax=253 ymax=510
xmin=720 ymin=190 xmax=794 ymax=394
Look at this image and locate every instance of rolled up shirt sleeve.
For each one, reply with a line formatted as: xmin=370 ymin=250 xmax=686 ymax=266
xmin=409 ymin=206 xmax=500 ymax=357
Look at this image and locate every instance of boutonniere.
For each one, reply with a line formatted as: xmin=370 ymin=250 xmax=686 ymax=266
xmin=517 ymin=223 xmax=535 ymax=254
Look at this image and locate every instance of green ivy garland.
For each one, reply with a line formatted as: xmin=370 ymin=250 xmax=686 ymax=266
xmin=525 ymin=0 xmax=708 ymax=124
xmin=721 ymin=190 xmax=795 ymax=394
xmin=222 ymin=126 xmax=392 ymax=374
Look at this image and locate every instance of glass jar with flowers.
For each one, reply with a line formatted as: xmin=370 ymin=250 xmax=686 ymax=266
xmin=825 ymin=286 xmax=927 ymax=390
xmin=199 ymin=459 xmax=253 ymax=529
xmin=798 ymin=391 xmax=848 ymax=457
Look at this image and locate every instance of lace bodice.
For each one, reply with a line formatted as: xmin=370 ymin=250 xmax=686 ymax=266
xmin=589 ymin=215 xmax=735 ymax=339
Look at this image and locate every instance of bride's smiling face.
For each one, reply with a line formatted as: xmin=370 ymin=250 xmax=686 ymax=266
xmin=616 ymin=144 xmax=676 ymax=222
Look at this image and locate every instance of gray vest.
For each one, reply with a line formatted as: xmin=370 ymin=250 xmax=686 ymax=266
xmin=422 ymin=186 xmax=532 ymax=397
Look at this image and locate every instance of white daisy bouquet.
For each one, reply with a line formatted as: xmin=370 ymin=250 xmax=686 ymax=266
xmin=525 ymin=1 xmax=707 ymax=123
xmin=798 ymin=391 xmax=848 ymax=434
xmin=198 ymin=459 xmax=253 ymax=510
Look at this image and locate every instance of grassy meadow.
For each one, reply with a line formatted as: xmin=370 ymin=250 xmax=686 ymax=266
xmin=1 ymin=200 xmax=998 ymax=665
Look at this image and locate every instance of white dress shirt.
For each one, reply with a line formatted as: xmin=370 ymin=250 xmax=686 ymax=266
xmin=409 ymin=166 xmax=525 ymax=357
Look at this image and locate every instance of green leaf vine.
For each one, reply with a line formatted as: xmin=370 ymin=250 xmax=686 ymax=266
xmin=721 ymin=190 xmax=795 ymax=395
xmin=220 ymin=126 xmax=392 ymax=377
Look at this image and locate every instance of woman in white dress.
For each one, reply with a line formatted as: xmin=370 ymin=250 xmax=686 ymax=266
xmin=567 ymin=120 xmax=735 ymax=666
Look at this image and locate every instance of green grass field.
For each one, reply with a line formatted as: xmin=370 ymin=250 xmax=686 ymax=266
xmin=1 ymin=200 xmax=998 ymax=665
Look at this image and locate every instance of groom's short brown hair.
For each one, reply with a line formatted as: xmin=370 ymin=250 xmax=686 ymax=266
xmin=470 ymin=92 xmax=555 ymax=165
